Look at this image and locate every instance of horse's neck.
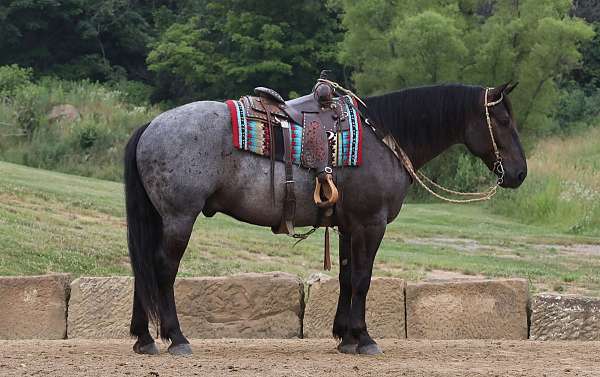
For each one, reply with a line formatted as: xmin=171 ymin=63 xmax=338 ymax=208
xmin=401 ymin=124 xmax=464 ymax=170
xmin=364 ymin=90 xmax=472 ymax=171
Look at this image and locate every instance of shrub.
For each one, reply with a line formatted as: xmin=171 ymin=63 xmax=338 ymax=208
xmin=108 ymin=80 xmax=154 ymax=106
xmin=0 ymin=65 xmax=33 ymax=97
xmin=76 ymin=123 xmax=100 ymax=150
xmin=0 ymin=76 xmax=160 ymax=181
xmin=12 ymin=84 xmax=49 ymax=139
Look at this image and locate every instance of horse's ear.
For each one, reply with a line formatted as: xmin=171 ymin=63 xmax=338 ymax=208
xmin=489 ymin=83 xmax=508 ymax=101
xmin=504 ymin=81 xmax=519 ymax=95
xmin=489 ymin=81 xmax=518 ymax=101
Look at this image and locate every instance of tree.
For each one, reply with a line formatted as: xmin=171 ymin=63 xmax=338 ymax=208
xmin=573 ymin=0 xmax=600 ymax=23
xmin=147 ymin=0 xmax=344 ymax=103
xmin=0 ymin=0 xmax=167 ymax=82
xmin=338 ymin=0 xmax=594 ymax=133
xmin=570 ymin=2 xmax=600 ymax=91
xmin=391 ymin=11 xmax=468 ymax=87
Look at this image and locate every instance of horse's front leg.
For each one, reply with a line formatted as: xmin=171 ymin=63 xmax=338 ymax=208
xmin=346 ymin=220 xmax=386 ymax=355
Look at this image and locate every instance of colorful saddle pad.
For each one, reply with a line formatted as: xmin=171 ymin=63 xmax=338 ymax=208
xmin=226 ymin=95 xmax=362 ymax=167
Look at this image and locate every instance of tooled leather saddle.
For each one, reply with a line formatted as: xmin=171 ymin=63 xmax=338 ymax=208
xmin=239 ymin=72 xmax=355 ymax=237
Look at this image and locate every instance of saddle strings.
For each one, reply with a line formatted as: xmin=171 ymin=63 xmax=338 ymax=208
xmin=317 ymin=78 xmax=367 ymax=108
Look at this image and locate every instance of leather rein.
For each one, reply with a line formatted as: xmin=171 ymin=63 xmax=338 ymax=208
xmin=324 ymin=80 xmax=506 ymax=203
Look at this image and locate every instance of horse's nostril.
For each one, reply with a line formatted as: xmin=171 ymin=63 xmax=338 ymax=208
xmin=518 ymin=171 xmax=527 ymax=182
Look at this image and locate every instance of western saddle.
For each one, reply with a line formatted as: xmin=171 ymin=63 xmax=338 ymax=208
xmin=240 ymin=72 xmax=355 ymax=245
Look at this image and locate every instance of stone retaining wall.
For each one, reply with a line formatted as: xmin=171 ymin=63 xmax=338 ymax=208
xmin=1 ymin=273 xmax=599 ymax=341
xmin=68 ymin=272 xmax=304 ymax=339
xmin=303 ymin=275 xmax=405 ymax=338
xmin=406 ymin=279 xmax=529 ymax=339
xmin=0 ymin=274 xmax=70 ymax=339
xmin=530 ymin=294 xmax=600 ymax=341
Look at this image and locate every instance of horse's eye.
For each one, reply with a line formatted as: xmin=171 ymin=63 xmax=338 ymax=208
xmin=495 ymin=115 xmax=510 ymax=125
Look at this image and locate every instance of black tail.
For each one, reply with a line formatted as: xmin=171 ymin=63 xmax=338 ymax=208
xmin=124 ymin=123 xmax=162 ymax=326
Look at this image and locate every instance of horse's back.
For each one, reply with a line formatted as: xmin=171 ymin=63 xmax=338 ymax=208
xmin=140 ymin=100 xmax=229 ymax=152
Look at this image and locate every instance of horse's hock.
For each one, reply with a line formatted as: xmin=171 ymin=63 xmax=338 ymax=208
xmin=68 ymin=272 xmax=304 ymax=339
xmin=303 ymin=275 xmax=406 ymax=338
xmin=0 ymin=274 xmax=71 ymax=339
xmin=406 ymin=279 xmax=529 ymax=339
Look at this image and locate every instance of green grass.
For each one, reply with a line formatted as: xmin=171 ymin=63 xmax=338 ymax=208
xmin=1 ymin=160 xmax=600 ymax=296
xmin=491 ymin=126 xmax=600 ymax=235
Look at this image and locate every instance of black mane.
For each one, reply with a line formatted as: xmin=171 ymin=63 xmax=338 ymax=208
xmin=363 ymin=84 xmax=484 ymax=154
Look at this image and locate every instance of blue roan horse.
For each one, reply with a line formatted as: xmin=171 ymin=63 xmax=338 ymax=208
xmin=124 ymin=82 xmax=526 ymax=356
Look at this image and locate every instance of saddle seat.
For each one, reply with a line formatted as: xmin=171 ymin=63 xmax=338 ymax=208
xmin=250 ymin=84 xmax=351 ymax=133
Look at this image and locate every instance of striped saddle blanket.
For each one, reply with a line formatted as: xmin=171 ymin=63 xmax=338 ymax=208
xmin=226 ymin=95 xmax=363 ymax=167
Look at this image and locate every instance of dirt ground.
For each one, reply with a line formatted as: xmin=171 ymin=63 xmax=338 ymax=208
xmin=1 ymin=339 xmax=600 ymax=377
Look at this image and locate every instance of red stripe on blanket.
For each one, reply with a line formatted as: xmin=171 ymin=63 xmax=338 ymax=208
xmin=226 ymin=100 xmax=240 ymax=148
xmin=352 ymin=97 xmax=363 ymax=165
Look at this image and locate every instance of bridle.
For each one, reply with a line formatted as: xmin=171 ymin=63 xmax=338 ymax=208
xmin=318 ymin=80 xmax=508 ymax=203
xmin=484 ymin=87 xmax=505 ymax=187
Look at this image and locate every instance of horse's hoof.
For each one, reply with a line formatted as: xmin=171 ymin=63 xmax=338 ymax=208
xmin=133 ymin=341 xmax=159 ymax=355
xmin=337 ymin=342 xmax=358 ymax=354
xmin=358 ymin=343 xmax=383 ymax=356
xmin=168 ymin=343 xmax=193 ymax=356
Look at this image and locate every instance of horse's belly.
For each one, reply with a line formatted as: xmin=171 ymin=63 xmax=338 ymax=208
xmin=206 ymin=153 xmax=321 ymax=228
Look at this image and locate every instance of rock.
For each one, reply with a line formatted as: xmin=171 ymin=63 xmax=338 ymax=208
xmin=48 ymin=104 xmax=80 ymax=123
xmin=303 ymin=276 xmax=405 ymax=338
xmin=530 ymin=294 xmax=600 ymax=341
xmin=406 ymin=279 xmax=528 ymax=339
xmin=176 ymin=273 xmax=303 ymax=338
xmin=306 ymin=272 xmax=329 ymax=286
xmin=68 ymin=277 xmax=134 ymax=338
xmin=68 ymin=272 xmax=304 ymax=339
xmin=0 ymin=274 xmax=71 ymax=339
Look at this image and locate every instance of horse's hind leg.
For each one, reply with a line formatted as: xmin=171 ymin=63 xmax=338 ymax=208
xmin=131 ymin=290 xmax=159 ymax=355
xmin=156 ymin=215 xmax=195 ymax=356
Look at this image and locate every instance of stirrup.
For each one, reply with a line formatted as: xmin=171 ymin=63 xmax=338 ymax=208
xmin=314 ymin=173 xmax=339 ymax=208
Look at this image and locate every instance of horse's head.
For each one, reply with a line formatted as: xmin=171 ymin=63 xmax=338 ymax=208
xmin=464 ymin=82 xmax=527 ymax=189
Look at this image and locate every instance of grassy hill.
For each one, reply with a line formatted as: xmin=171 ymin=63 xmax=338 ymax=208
xmin=1 ymin=159 xmax=599 ymax=296
xmin=491 ymin=126 xmax=600 ymax=236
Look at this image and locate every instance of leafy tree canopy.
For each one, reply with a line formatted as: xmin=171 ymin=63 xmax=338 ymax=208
xmin=0 ymin=0 xmax=169 ymax=82
xmin=146 ymin=0 xmax=343 ymax=103
xmin=339 ymin=0 xmax=595 ymax=133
